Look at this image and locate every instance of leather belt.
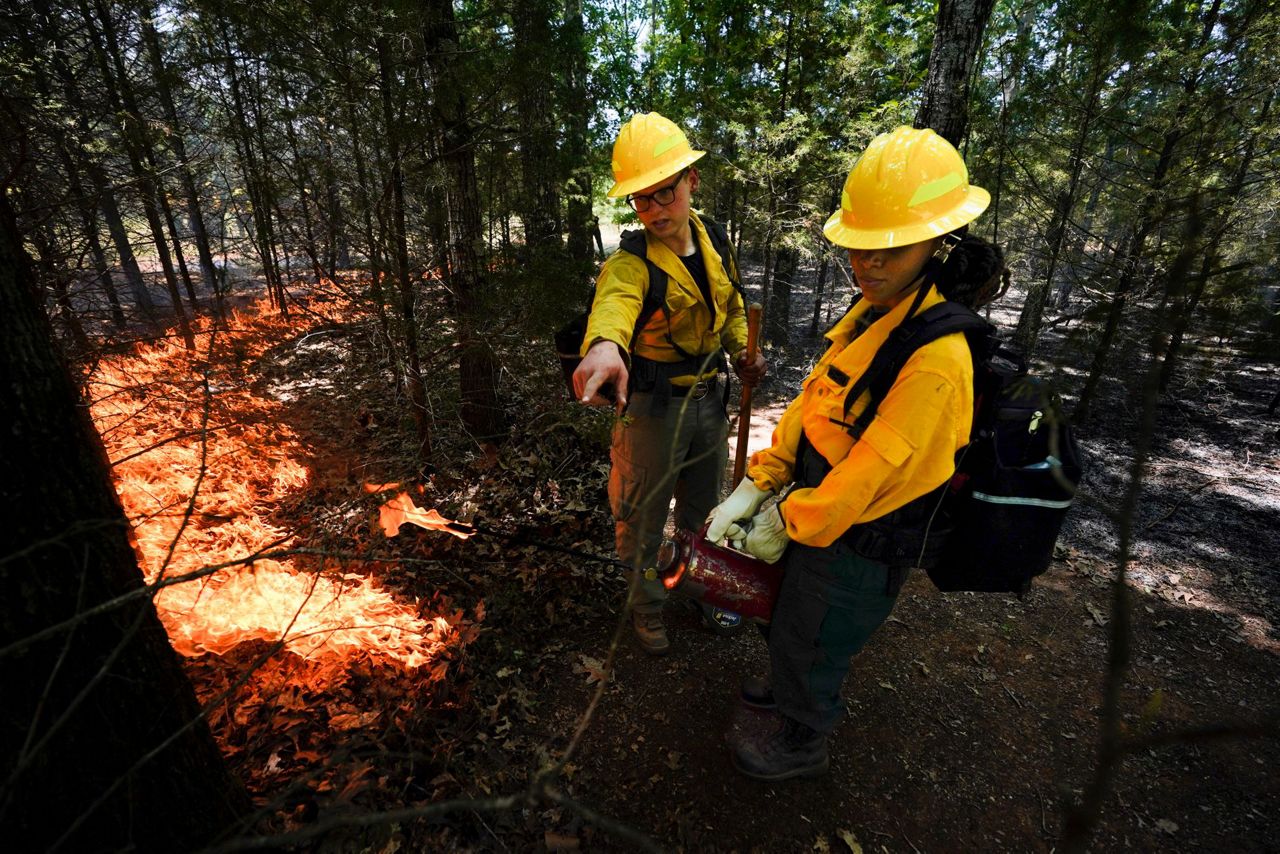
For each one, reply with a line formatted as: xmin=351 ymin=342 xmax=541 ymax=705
xmin=670 ymin=377 xmax=717 ymax=400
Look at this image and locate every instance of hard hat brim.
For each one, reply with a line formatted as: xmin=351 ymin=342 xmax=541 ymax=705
xmin=822 ymin=186 xmax=991 ymax=249
xmin=607 ymin=149 xmax=707 ymax=198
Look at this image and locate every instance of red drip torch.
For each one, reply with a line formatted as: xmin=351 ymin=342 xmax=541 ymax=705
xmin=655 ymin=527 xmax=782 ymax=625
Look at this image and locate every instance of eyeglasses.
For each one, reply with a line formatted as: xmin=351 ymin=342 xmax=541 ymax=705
xmin=626 ymin=169 xmax=688 ymax=212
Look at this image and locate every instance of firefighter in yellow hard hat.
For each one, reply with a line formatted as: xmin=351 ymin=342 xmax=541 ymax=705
xmin=574 ymin=112 xmax=768 ymax=655
xmin=705 ymin=126 xmax=1008 ymax=778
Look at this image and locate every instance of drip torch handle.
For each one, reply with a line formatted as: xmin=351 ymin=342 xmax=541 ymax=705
xmin=733 ymin=303 xmax=763 ymax=485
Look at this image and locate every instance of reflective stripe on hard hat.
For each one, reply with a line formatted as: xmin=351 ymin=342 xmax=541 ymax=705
xmin=823 ymin=126 xmax=990 ymax=249
xmin=608 ymin=112 xmax=706 ymax=198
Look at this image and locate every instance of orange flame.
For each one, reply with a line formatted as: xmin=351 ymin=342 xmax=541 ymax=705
xmin=378 ymin=492 xmax=473 ymax=540
xmin=89 ymin=296 xmax=462 ymax=672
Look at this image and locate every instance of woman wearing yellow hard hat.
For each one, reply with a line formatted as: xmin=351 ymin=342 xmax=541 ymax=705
xmin=574 ymin=112 xmax=768 ymax=655
xmin=705 ymin=126 xmax=1008 ymax=779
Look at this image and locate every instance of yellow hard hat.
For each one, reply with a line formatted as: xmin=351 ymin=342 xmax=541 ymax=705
xmin=607 ymin=112 xmax=706 ymax=198
xmin=823 ymin=126 xmax=990 ymax=249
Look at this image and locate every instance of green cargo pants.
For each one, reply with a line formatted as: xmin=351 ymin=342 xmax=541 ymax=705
xmin=609 ymin=385 xmax=729 ymax=614
xmin=768 ymin=540 xmax=903 ymax=734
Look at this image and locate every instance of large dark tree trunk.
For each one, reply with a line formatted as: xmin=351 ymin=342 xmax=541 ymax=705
xmin=0 ymin=195 xmax=247 ymax=852
xmin=914 ymin=0 xmax=998 ymax=145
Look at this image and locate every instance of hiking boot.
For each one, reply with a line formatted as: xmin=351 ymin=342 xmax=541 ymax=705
xmin=632 ymin=610 xmax=670 ymax=656
xmin=739 ymin=675 xmax=776 ymax=710
xmin=732 ymin=716 xmax=829 ymax=781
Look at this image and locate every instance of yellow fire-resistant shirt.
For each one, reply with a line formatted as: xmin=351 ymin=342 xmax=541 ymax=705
xmin=580 ymin=211 xmax=749 ymax=385
xmin=747 ymin=284 xmax=974 ymax=548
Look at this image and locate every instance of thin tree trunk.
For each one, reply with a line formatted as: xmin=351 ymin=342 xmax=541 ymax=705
xmin=138 ymin=2 xmax=219 ymax=294
xmin=1074 ymin=0 xmax=1224 ymax=422
xmin=1158 ymin=90 xmax=1271 ymax=393
xmin=563 ymin=0 xmax=595 ymax=268
xmin=54 ymin=140 xmax=126 ymax=327
xmin=342 ymin=68 xmax=393 ymax=354
xmin=81 ymin=0 xmax=194 ymax=347
xmin=512 ymin=0 xmax=563 ymax=252
xmin=423 ymin=0 xmax=505 ymax=441
xmin=377 ymin=30 xmax=432 ymax=457
xmin=1013 ymin=57 xmax=1107 ymax=354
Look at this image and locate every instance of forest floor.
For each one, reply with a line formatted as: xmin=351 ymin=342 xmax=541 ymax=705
xmin=97 ymin=264 xmax=1280 ymax=852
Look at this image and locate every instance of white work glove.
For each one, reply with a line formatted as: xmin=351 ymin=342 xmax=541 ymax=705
xmin=743 ymin=503 xmax=790 ymax=564
xmin=705 ymin=479 xmax=772 ymax=543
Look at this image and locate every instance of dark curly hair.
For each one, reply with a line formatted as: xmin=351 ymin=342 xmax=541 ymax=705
xmin=933 ymin=234 xmax=1009 ymax=309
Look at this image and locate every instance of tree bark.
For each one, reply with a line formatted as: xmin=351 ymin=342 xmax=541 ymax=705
xmin=0 ymin=194 xmax=248 ymax=852
xmin=563 ymin=0 xmax=596 ymax=269
xmin=423 ymin=0 xmax=505 ymax=441
xmin=1074 ymin=0 xmax=1224 ymax=422
xmin=914 ymin=0 xmax=998 ymax=145
xmin=81 ymin=0 xmax=195 ymax=347
xmin=138 ymin=2 xmax=220 ymax=294
xmin=512 ymin=0 xmax=563 ymax=252
xmin=376 ymin=28 xmax=433 ymax=457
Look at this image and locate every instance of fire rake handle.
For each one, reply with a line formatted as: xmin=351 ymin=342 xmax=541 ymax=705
xmin=733 ymin=303 xmax=763 ymax=485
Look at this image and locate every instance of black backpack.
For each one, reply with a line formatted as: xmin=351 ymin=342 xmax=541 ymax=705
xmin=835 ymin=299 xmax=1083 ymax=596
xmin=554 ymin=216 xmax=741 ymax=400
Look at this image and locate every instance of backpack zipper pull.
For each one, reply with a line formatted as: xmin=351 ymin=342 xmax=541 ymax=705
xmin=1029 ymin=410 xmax=1043 ymax=433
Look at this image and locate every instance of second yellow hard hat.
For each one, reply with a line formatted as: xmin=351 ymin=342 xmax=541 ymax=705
xmin=824 ymin=126 xmax=990 ymax=249
xmin=608 ymin=112 xmax=706 ymax=199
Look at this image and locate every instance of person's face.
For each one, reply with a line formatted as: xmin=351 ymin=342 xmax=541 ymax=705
xmin=631 ymin=167 xmax=699 ymax=238
xmin=847 ymin=238 xmax=941 ymax=308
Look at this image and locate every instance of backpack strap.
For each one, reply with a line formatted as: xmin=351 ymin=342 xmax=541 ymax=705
xmin=698 ymin=215 xmax=745 ymax=298
xmin=836 ymin=302 xmax=992 ymax=440
xmin=618 ymin=228 xmax=668 ymax=351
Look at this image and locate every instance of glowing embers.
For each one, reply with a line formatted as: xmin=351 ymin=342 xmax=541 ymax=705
xmin=89 ymin=297 xmax=446 ymax=669
xmin=377 ymin=490 xmax=473 ymax=540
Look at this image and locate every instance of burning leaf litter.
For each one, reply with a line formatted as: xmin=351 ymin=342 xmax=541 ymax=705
xmin=90 ymin=297 xmax=463 ymax=671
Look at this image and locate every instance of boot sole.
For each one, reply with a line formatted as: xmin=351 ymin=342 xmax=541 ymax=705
xmin=731 ymin=752 xmax=829 ymax=781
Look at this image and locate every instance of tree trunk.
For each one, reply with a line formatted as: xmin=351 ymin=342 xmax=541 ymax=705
xmin=81 ymin=0 xmax=195 ymax=347
xmin=1158 ymin=90 xmax=1271 ymax=393
xmin=914 ymin=0 xmax=998 ymax=145
xmin=218 ymin=19 xmax=286 ymax=313
xmin=138 ymin=2 xmax=220 ymax=295
xmin=423 ymin=0 xmax=505 ymax=441
xmin=0 ymin=194 xmax=248 ymax=852
xmin=1074 ymin=0 xmax=1224 ymax=422
xmin=342 ymin=67 xmax=393 ymax=354
xmin=563 ymin=0 xmax=596 ymax=269
xmin=1013 ymin=56 xmax=1107 ymax=354
xmin=512 ymin=0 xmax=563 ymax=252
xmin=54 ymin=140 xmax=126 ymax=327
xmin=377 ymin=30 xmax=433 ymax=457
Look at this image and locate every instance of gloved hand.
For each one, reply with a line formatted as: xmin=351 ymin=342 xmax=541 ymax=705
xmin=705 ymin=478 xmax=772 ymax=543
xmin=743 ymin=503 xmax=789 ymax=564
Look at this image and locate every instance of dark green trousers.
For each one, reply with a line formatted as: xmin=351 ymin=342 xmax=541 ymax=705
xmin=768 ymin=540 xmax=903 ymax=734
xmin=609 ymin=388 xmax=729 ymax=613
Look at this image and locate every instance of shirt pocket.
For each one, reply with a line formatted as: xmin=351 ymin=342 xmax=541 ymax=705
xmin=859 ymin=417 xmax=916 ymax=467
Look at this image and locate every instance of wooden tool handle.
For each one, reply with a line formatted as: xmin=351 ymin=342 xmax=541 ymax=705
xmin=733 ymin=303 xmax=763 ymax=485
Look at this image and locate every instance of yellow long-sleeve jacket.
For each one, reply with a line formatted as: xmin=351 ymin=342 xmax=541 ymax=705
xmin=747 ymin=284 xmax=974 ymax=547
xmin=580 ymin=212 xmax=749 ymax=385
